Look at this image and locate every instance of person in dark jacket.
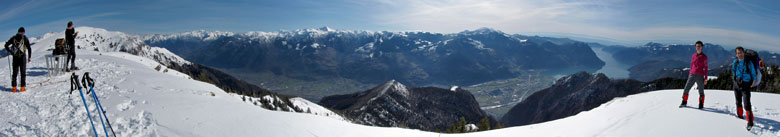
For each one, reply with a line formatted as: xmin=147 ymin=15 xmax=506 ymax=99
xmin=4 ymin=27 xmax=32 ymax=93
xmin=680 ymin=41 xmax=708 ymax=109
xmin=732 ymin=46 xmax=756 ymax=128
xmin=65 ymin=21 xmax=78 ymax=71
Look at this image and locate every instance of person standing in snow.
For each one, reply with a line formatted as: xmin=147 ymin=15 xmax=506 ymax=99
xmin=679 ymin=41 xmax=708 ymax=109
xmin=732 ymin=46 xmax=756 ymax=128
xmin=4 ymin=27 xmax=31 ymax=93
xmin=65 ymin=21 xmax=78 ymax=71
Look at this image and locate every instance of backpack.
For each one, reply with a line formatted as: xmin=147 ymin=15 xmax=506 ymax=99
xmin=53 ymin=38 xmax=67 ymax=55
xmin=9 ymin=35 xmax=27 ymax=56
xmin=744 ymin=49 xmax=762 ymax=87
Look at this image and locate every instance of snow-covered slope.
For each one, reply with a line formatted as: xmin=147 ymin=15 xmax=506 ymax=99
xmin=0 ymin=45 xmax=355 ymax=136
xmin=236 ymin=95 xmax=344 ymax=121
xmin=33 ymin=27 xmax=189 ymax=66
xmin=457 ymin=90 xmax=780 ymax=137
xmin=27 ymin=27 xmax=335 ymax=118
xmin=0 ymin=27 xmax=348 ymax=136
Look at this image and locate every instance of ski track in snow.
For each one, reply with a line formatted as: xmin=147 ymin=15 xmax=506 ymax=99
xmin=0 ymin=51 xmax=162 ymax=136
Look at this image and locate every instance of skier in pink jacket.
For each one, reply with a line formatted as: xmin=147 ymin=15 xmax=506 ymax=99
xmin=680 ymin=41 xmax=708 ymax=109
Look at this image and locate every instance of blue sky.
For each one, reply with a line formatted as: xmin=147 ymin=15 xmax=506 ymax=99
xmin=1 ymin=0 xmax=779 ymax=51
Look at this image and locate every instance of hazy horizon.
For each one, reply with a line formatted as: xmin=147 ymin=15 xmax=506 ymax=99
xmin=2 ymin=0 xmax=779 ymax=51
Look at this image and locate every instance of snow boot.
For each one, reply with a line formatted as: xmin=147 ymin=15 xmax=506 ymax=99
xmin=20 ymin=86 xmax=25 ymax=92
xmin=679 ymin=94 xmax=688 ymax=108
xmin=737 ymin=107 xmax=745 ymax=119
xmin=698 ymin=95 xmax=705 ymax=109
xmin=12 ymin=87 xmax=16 ymax=93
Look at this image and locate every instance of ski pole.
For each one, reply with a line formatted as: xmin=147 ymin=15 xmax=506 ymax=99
xmin=89 ymin=86 xmax=116 ymax=136
xmin=89 ymin=86 xmax=109 ymax=137
xmin=79 ymin=85 xmax=100 ymax=137
xmin=83 ymin=72 xmax=114 ymax=137
xmin=7 ymin=55 xmax=10 ymax=88
xmin=71 ymin=73 xmax=99 ymax=137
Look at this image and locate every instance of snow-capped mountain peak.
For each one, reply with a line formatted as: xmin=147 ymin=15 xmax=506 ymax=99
xmin=319 ymin=26 xmax=335 ymax=32
xmin=460 ymin=27 xmax=504 ymax=35
xmin=366 ymin=80 xmax=410 ymax=103
xmin=75 ymin=27 xmax=190 ymax=66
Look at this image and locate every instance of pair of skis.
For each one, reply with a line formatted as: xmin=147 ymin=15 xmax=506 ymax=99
xmin=70 ymin=72 xmax=116 ymax=137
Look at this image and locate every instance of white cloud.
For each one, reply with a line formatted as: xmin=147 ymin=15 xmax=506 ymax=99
xmin=372 ymin=0 xmax=617 ymax=33
xmin=2 ymin=12 xmax=123 ymax=37
xmin=370 ymin=0 xmax=780 ymax=51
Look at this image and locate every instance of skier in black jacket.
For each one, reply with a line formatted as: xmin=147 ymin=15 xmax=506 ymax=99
xmin=4 ymin=27 xmax=32 ymax=93
xmin=65 ymin=21 xmax=79 ymax=71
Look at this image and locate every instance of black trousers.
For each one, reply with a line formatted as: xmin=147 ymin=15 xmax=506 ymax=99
xmin=67 ymin=45 xmax=76 ymax=67
xmin=734 ymin=81 xmax=752 ymax=112
xmin=11 ymin=55 xmax=26 ymax=87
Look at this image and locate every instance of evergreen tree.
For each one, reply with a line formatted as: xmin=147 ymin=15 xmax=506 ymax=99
xmin=494 ymin=122 xmax=505 ymax=129
xmin=477 ymin=117 xmax=491 ymax=131
xmin=456 ymin=117 xmax=467 ymax=133
xmin=445 ymin=117 xmax=468 ymax=133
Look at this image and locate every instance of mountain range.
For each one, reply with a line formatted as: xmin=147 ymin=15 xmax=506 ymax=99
xmin=143 ymin=27 xmax=606 ymax=100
